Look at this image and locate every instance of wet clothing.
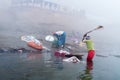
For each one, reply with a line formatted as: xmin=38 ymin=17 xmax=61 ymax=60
xmin=85 ymin=40 xmax=94 ymax=51
xmin=87 ymin=50 xmax=95 ymax=62
xmin=53 ymin=31 xmax=66 ymax=47
xmin=84 ymin=39 xmax=95 ymax=61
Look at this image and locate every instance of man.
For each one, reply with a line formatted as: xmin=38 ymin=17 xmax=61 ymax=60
xmin=82 ymin=36 xmax=95 ymax=62
xmin=53 ymin=31 xmax=66 ymax=48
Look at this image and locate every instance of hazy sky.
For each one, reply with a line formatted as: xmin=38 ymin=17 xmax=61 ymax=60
xmin=46 ymin=0 xmax=120 ymax=25
xmin=0 ymin=0 xmax=120 ymax=26
xmin=0 ymin=0 xmax=120 ymax=25
xmin=0 ymin=0 xmax=119 ymax=40
xmin=0 ymin=0 xmax=11 ymax=10
xmin=46 ymin=0 xmax=120 ymax=39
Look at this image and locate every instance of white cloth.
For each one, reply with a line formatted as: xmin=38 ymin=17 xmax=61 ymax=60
xmin=55 ymin=31 xmax=64 ymax=35
xmin=58 ymin=50 xmax=71 ymax=55
xmin=21 ymin=36 xmax=42 ymax=45
xmin=45 ymin=35 xmax=54 ymax=42
xmin=63 ymin=56 xmax=80 ymax=63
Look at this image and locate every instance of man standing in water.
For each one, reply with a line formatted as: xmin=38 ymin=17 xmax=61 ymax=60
xmin=82 ymin=35 xmax=95 ymax=62
xmin=81 ymin=26 xmax=103 ymax=61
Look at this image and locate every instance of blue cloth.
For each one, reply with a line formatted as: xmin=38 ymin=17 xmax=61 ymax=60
xmin=54 ymin=32 xmax=66 ymax=47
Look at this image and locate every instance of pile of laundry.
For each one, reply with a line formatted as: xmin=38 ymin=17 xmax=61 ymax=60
xmin=54 ymin=49 xmax=81 ymax=63
xmin=63 ymin=56 xmax=80 ymax=63
xmin=20 ymin=34 xmax=83 ymax=63
xmin=54 ymin=50 xmax=71 ymax=57
xmin=21 ymin=35 xmax=50 ymax=51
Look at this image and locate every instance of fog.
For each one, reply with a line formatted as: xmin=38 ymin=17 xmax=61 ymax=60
xmin=0 ymin=0 xmax=120 ymax=48
xmin=46 ymin=0 xmax=120 ymax=41
xmin=0 ymin=0 xmax=10 ymax=9
xmin=47 ymin=0 xmax=120 ymax=23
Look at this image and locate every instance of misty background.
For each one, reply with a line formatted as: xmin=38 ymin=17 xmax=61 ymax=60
xmin=0 ymin=0 xmax=120 ymax=48
xmin=47 ymin=0 xmax=120 ymax=39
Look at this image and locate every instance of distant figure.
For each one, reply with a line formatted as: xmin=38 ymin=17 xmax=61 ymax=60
xmin=82 ymin=36 xmax=95 ymax=62
xmin=53 ymin=31 xmax=66 ymax=48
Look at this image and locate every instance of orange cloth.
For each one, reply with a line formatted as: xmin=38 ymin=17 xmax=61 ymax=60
xmin=27 ymin=42 xmax=43 ymax=50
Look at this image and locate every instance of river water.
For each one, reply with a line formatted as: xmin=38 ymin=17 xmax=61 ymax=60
xmin=0 ymin=40 xmax=120 ymax=80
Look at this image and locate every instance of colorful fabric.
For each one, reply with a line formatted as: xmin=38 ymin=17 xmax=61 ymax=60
xmin=85 ymin=40 xmax=94 ymax=51
xmin=87 ymin=50 xmax=95 ymax=61
xmin=53 ymin=31 xmax=66 ymax=47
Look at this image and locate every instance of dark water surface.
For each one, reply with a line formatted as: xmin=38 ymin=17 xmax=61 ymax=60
xmin=0 ymin=42 xmax=120 ymax=80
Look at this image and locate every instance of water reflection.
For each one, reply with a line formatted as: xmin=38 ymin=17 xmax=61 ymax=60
xmin=26 ymin=50 xmax=64 ymax=70
xmin=54 ymin=56 xmax=64 ymax=70
xmin=43 ymin=51 xmax=52 ymax=62
xmin=27 ymin=52 xmax=42 ymax=60
xmin=43 ymin=51 xmax=53 ymax=68
xmin=0 ymin=50 xmax=85 ymax=80
xmin=78 ymin=61 xmax=93 ymax=80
